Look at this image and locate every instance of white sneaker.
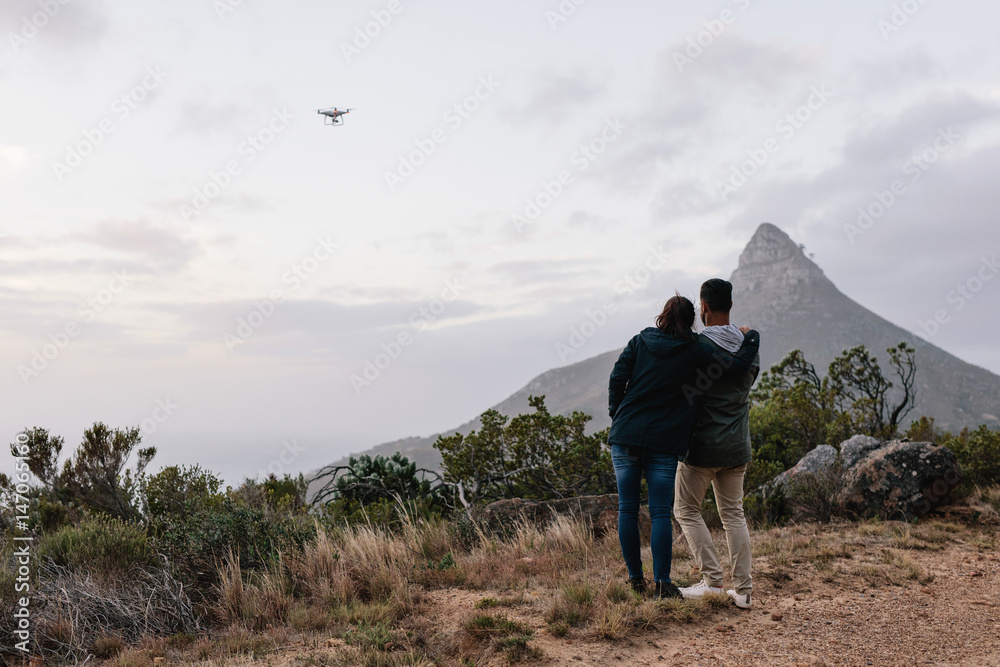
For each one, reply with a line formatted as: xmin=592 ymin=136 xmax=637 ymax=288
xmin=678 ymin=579 xmax=723 ymax=600
xmin=727 ymin=589 xmax=752 ymax=609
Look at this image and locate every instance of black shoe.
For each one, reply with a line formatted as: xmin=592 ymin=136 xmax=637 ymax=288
xmin=628 ymin=577 xmax=647 ymax=595
xmin=654 ymin=581 xmax=682 ymax=599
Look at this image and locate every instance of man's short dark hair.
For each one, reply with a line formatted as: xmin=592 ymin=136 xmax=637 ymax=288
xmin=700 ymin=278 xmax=733 ymax=314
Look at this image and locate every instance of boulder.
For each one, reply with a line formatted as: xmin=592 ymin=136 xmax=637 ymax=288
xmin=768 ymin=444 xmax=838 ymax=493
xmin=839 ymin=435 xmax=883 ymax=469
xmin=477 ymin=494 xmax=651 ymax=544
xmin=837 ymin=440 xmax=961 ymax=519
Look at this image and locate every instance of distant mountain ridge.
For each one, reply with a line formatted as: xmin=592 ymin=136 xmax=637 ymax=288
xmin=313 ymin=224 xmax=1000 ymax=480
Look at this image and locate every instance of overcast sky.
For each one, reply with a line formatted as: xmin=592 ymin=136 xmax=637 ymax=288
xmin=2 ymin=0 xmax=999 ymax=483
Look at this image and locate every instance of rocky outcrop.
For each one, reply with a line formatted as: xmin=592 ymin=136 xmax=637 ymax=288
xmin=475 ymin=494 xmax=651 ymax=543
xmin=768 ymin=436 xmax=962 ymax=520
xmin=837 ymin=440 xmax=961 ymax=519
xmin=769 ymin=445 xmax=838 ymax=491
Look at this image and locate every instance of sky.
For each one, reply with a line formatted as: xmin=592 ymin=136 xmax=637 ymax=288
xmin=2 ymin=0 xmax=999 ymax=484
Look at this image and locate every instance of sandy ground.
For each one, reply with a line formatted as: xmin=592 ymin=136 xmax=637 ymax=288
xmin=419 ymin=531 xmax=1000 ymax=667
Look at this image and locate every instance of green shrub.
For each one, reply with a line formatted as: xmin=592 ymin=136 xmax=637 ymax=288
xmin=783 ymin=463 xmax=846 ymax=523
xmin=944 ymin=425 xmax=1000 ymax=488
xmin=156 ymin=497 xmax=314 ymax=596
xmin=38 ymin=515 xmax=155 ymax=574
xmin=143 ymin=465 xmax=223 ymax=534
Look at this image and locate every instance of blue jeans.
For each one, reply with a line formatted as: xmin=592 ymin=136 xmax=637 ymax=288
xmin=611 ymin=444 xmax=678 ymax=584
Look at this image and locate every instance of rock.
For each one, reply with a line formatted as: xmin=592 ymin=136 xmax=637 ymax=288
xmin=839 ymin=435 xmax=883 ymax=468
xmin=837 ymin=440 xmax=961 ymax=519
xmin=768 ymin=444 xmax=838 ymax=492
xmin=476 ymin=494 xmax=651 ymax=544
xmin=771 ymin=612 xmax=783 ymax=621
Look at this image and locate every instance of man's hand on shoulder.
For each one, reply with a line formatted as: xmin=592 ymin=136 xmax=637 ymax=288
xmin=739 ymin=326 xmax=751 ymax=334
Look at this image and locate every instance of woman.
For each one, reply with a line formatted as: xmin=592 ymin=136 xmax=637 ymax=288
xmin=607 ymin=294 xmax=759 ymax=598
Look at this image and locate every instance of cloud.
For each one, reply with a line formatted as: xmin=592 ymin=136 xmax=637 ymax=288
xmin=70 ymin=220 xmax=201 ymax=273
xmin=485 ymin=257 xmax=601 ymax=288
xmin=598 ymin=34 xmax=827 ymax=195
xmin=848 ymin=47 xmax=943 ymax=99
xmin=840 ymin=92 xmax=999 ymax=168
xmin=661 ymin=31 xmax=823 ymax=96
xmin=1 ymin=0 xmax=109 ymax=55
xmin=503 ymin=68 xmax=609 ymax=125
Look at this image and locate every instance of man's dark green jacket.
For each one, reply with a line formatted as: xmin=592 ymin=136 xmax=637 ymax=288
xmin=685 ymin=334 xmax=761 ymax=468
xmin=607 ymin=327 xmax=760 ymax=455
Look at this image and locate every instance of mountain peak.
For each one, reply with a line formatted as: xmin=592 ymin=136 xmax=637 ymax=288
xmin=731 ymin=223 xmax=830 ymax=294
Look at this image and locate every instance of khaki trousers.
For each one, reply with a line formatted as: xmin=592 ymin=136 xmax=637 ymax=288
xmin=674 ymin=461 xmax=752 ymax=595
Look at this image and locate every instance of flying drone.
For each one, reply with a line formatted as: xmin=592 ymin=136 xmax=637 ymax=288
xmin=317 ymin=107 xmax=352 ymax=126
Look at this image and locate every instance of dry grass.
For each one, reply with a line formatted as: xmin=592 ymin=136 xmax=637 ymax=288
xmin=24 ymin=510 xmax=992 ymax=666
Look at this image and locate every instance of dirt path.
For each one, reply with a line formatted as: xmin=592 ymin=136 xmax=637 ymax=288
xmin=422 ymin=531 xmax=1000 ymax=666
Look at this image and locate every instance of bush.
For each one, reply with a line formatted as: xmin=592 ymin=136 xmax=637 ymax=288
xmin=944 ymin=425 xmax=1000 ymax=488
xmin=156 ymin=496 xmax=314 ymax=596
xmin=434 ymin=395 xmax=615 ymax=504
xmin=143 ymin=465 xmax=224 ymax=534
xmin=783 ymin=463 xmax=846 ymax=523
xmin=38 ymin=515 xmax=155 ymax=575
xmin=744 ymin=485 xmax=790 ymax=527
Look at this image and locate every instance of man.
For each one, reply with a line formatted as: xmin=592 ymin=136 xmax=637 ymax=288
xmin=674 ymin=278 xmax=760 ymax=609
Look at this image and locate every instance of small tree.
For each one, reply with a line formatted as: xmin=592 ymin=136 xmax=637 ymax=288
xmin=434 ymin=395 xmax=615 ymax=505
xmin=61 ymin=423 xmax=156 ymax=521
xmin=828 ymin=343 xmax=917 ymax=439
xmin=750 ymin=350 xmax=849 ymax=461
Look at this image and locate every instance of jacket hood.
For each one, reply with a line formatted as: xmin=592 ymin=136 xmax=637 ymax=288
xmin=639 ymin=326 xmax=693 ymax=358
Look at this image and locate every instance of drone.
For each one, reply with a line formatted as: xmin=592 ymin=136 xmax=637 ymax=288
xmin=317 ymin=107 xmax=352 ymax=126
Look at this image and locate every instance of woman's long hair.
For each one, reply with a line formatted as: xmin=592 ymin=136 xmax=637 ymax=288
xmin=654 ymin=294 xmax=695 ymax=340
